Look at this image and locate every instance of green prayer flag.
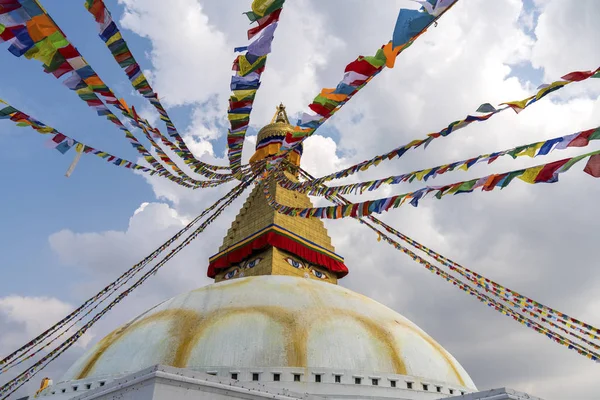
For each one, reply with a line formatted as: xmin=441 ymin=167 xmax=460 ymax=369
xmin=0 ymin=106 xmax=18 ymax=117
xmin=588 ymin=128 xmax=600 ymax=141
xmin=560 ymin=154 xmax=592 ymax=173
xmin=48 ymin=31 xmax=69 ymax=49
xmin=500 ymin=169 xmax=525 ymax=188
xmin=454 ymin=179 xmax=478 ymax=194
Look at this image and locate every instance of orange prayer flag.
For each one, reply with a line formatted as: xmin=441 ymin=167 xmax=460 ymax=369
xmin=27 ymin=15 xmax=58 ymax=43
xmin=383 ymin=41 xmax=402 ymax=68
xmin=84 ymin=76 xmax=103 ymax=86
xmin=118 ymin=98 xmax=130 ymax=113
xmin=320 ymin=89 xmax=347 ymax=102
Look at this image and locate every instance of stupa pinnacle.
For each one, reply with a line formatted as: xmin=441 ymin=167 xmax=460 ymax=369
xmin=209 ymin=105 xmax=347 ymax=283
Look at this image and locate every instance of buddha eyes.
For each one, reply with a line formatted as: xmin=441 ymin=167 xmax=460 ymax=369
xmin=223 ymin=268 xmax=239 ymax=280
xmin=223 ymin=258 xmax=261 ymax=279
xmin=244 ymin=257 xmax=262 ymax=269
xmin=311 ymin=269 xmax=328 ymax=280
xmin=285 ymin=257 xmax=305 ymax=269
xmin=284 ymin=257 xmax=328 ymax=280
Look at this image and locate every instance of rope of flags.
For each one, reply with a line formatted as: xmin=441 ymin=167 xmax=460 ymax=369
xmin=295 ymin=167 xmax=600 ymax=364
xmin=0 ymin=179 xmax=250 ymax=374
xmin=280 ymin=126 xmax=600 ymax=197
xmin=366 ymin=218 xmax=600 ymax=343
xmin=0 ymin=177 xmax=255 ymax=400
xmin=0 ymin=99 xmax=153 ymax=174
xmin=270 ymin=0 xmax=460 ymax=168
xmin=293 ymin=66 xmax=600 ymax=188
xmin=0 ymin=99 xmax=233 ymax=187
xmin=82 ymin=0 xmax=229 ymax=174
xmin=265 ymin=148 xmax=600 ymax=219
xmin=226 ymin=0 xmax=286 ymax=174
xmin=360 ymin=218 xmax=600 ymax=363
xmin=0 ymin=0 xmax=237 ymax=183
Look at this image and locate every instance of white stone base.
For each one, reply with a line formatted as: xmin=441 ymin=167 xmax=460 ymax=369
xmin=35 ymin=365 xmax=542 ymax=400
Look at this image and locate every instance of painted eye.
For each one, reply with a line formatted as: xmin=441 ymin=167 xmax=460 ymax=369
xmin=311 ymin=269 xmax=328 ymax=280
xmin=245 ymin=257 xmax=262 ymax=269
xmin=223 ymin=268 xmax=239 ymax=280
xmin=285 ymin=257 xmax=305 ymax=269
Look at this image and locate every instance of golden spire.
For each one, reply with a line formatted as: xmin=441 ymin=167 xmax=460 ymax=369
xmin=208 ymin=105 xmax=348 ymax=284
xmin=271 ymin=103 xmax=289 ymax=124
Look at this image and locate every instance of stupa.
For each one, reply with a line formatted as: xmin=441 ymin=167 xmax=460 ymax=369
xmin=33 ymin=106 xmax=542 ymax=400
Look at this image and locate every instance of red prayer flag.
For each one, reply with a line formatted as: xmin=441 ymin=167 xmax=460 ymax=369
xmin=58 ymin=44 xmax=80 ymax=60
xmin=9 ymin=111 xmax=29 ymax=122
xmin=229 ymin=99 xmax=253 ymax=109
xmin=344 ymin=59 xmax=378 ymax=76
xmin=52 ymin=133 xmax=67 ymax=143
xmin=583 ymin=154 xmax=600 ymax=178
xmin=561 ymin=71 xmax=594 ymax=82
xmin=247 ymin=9 xmax=282 ymax=40
xmin=482 ymin=175 xmax=504 ymax=191
xmin=567 ymin=128 xmax=595 ymax=148
xmin=50 ymin=61 xmax=74 ymax=78
xmin=88 ymin=0 xmax=106 ymax=23
xmin=0 ymin=25 xmax=18 ymax=41
xmin=309 ymin=102 xmax=333 ymax=117
xmin=535 ymin=159 xmax=569 ymax=183
xmin=0 ymin=1 xmax=20 ymax=15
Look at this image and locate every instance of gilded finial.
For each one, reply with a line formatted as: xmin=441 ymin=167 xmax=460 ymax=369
xmin=271 ymin=103 xmax=289 ymax=124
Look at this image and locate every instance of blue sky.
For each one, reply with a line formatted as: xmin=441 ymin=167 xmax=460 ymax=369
xmin=0 ymin=1 xmax=170 ymax=298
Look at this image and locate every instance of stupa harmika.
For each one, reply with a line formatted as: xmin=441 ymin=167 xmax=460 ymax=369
xmin=34 ymin=106 xmax=542 ymax=400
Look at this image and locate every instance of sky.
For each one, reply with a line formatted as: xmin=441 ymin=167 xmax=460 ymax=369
xmin=0 ymin=0 xmax=599 ymax=398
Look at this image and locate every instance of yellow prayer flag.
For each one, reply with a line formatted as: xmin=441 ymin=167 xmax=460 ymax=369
xmin=37 ymin=127 xmax=55 ymax=134
xmin=27 ymin=38 xmax=56 ymax=65
xmin=535 ymin=81 xmax=569 ymax=100
xmin=501 ymin=96 xmax=535 ymax=113
xmin=520 ymin=142 xmax=544 ymax=158
xmin=76 ymin=87 xmax=93 ymax=95
xmin=459 ymin=163 xmax=470 ymax=171
xmin=446 ymin=184 xmax=462 ymax=195
xmin=231 ymin=89 xmax=257 ymax=101
xmin=131 ymin=73 xmax=146 ymax=88
xmin=251 ymin=0 xmax=276 ymax=16
xmin=414 ymin=169 xmax=430 ymax=181
xmin=518 ymin=165 xmax=545 ymax=183
xmin=238 ymin=55 xmax=266 ymax=76
xmin=106 ymin=32 xmax=123 ymax=46
xmin=406 ymin=139 xmax=423 ymax=148
xmin=228 ymin=113 xmax=250 ymax=121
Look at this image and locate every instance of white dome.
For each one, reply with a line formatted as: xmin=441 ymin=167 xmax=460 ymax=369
xmin=62 ymin=276 xmax=476 ymax=391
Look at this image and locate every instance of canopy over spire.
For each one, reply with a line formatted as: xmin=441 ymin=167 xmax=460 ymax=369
xmin=250 ymin=103 xmax=302 ymax=166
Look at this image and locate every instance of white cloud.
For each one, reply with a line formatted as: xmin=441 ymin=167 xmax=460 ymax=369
xmin=0 ymin=296 xmax=93 ymax=351
xmin=118 ymin=0 xmax=233 ymax=107
xmin=531 ymin=0 xmax=600 ymax=82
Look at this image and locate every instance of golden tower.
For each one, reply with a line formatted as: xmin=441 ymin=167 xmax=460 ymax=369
xmin=208 ymin=105 xmax=348 ymax=284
